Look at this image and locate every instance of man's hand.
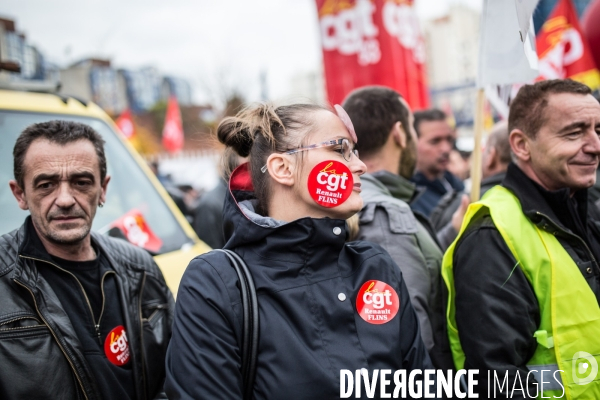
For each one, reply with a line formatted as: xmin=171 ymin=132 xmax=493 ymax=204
xmin=451 ymin=194 xmax=470 ymax=233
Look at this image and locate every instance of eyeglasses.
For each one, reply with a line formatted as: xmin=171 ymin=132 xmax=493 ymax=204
xmin=261 ymin=138 xmax=359 ymax=173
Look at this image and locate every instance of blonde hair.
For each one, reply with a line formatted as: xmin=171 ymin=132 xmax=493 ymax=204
xmin=346 ymin=214 xmax=360 ymax=242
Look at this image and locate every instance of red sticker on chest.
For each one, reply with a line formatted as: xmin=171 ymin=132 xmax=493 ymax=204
xmin=308 ymin=160 xmax=353 ymax=208
xmin=104 ymin=325 xmax=130 ymax=366
xmin=356 ymin=281 xmax=400 ymax=324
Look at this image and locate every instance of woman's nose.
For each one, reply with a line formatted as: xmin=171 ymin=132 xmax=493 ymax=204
xmin=352 ymin=153 xmax=367 ymax=176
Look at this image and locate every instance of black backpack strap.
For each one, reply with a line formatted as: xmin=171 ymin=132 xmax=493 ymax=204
xmin=216 ymin=249 xmax=259 ymax=399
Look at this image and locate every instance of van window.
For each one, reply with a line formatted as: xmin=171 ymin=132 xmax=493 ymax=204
xmin=0 ymin=111 xmax=192 ymax=254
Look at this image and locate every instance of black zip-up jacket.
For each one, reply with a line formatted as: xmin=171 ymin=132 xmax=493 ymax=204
xmin=429 ymin=171 xmax=505 ymax=232
xmin=0 ymin=218 xmax=174 ymax=400
xmin=410 ymin=171 xmax=464 ymax=217
xmin=452 ymin=163 xmax=600 ymax=398
xmin=165 ymin=164 xmax=433 ymax=399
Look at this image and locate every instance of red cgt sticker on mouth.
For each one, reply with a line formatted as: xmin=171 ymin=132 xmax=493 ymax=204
xmin=308 ymin=160 xmax=353 ymax=208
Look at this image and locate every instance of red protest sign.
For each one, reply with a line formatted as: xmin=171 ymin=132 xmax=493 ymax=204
xmin=110 ymin=209 xmax=163 ymax=253
xmin=536 ymin=0 xmax=600 ymax=89
xmin=316 ymin=0 xmax=430 ymax=109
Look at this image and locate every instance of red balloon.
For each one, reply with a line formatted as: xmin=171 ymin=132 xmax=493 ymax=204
xmin=582 ymin=0 xmax=600 ymax=69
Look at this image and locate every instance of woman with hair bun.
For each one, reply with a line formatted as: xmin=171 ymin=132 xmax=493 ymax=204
xmin=165 ymin=103 xmax=433 ymax=399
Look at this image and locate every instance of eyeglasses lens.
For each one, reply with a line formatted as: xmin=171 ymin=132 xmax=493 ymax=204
xmin=342 ymin=139 xmax=358 ymax=162
xmin=342 ymin=139 xmax=351 ymax=162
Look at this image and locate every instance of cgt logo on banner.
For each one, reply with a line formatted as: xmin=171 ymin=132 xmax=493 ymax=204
xmin=381 ymin=0 xmax=425 ymax=64
xmin=320 ymin=0 xmax=380 ymax=65
xmin=319 ymin=0 xmax=424 ymax=66
xmin=316 ymin=0 xmax=430 ymax=108
xmin=536 ymin=0 xmax=600 ymax=90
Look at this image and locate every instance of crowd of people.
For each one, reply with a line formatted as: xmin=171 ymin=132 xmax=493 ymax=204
xmin=1 ymin=78 xmax=599 ymax=399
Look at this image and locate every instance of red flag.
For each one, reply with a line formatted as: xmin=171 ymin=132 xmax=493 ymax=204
xmin=582 ymin=0 xmax=600 ymax=70
xmin=115 ymin=108 xmax=135 ymax=140
xmin=162 ymin=96 xmax=184 ymax=153
xmin=316 ymin=0 xmax=429 ymax=109
xmin=110 ymin=209 xmax=163 ymax=253
xmin=536 ymin=0 xmax=600 ymax=90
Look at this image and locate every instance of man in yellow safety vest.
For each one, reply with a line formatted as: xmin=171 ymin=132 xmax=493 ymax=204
xmin=443 ymin=79 xmax=600 ymax=399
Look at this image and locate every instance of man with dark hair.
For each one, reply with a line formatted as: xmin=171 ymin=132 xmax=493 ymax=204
xmin=443 ymin=79 xmax=600 ymax=398
xmin=430 ymin=121 xmax=512 ymax=231
xmin=343 ymin=86 xmax=458 ymax=369
xmin=411 ymin=109 xmax=465 ymax=216
xmin=1 ymin=120 xmax=173 ymax=399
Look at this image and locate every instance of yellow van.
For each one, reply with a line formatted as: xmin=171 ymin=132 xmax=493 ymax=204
xmin=0 ymin=89 xmax=211 ymax=295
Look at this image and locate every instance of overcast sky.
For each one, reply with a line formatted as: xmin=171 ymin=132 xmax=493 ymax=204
xmin=2 ymin=0 xmax=482 ymax=105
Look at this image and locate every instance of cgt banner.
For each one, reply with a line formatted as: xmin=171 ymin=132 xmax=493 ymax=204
xmin=536 ymin=0 xmax=600 ymax=90
xmin=316 ymin=0 xmax=429 ymax=109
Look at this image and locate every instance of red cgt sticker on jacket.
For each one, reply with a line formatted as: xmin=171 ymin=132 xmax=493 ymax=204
xmin=308 ymin=160 xmax=353 ymax=207
xmin=356 ymin=281 xmax=400 ymax=324
xmin=104 ymin=325 xmax=130 ymax=366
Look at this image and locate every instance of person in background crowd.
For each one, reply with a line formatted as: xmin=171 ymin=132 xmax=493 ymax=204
xmin=178 ymin=184 xmax=201 ymax=211
xmin=444 ymin=79 xmax=600 ymax=398
xmin=192 ymin=151 xmax=241 ymax=248
xmin=480 ymin=121 xmax=511 ymax=193
xmin=447 ymin=148 xmax=470 ymax=183
xmin=149 ymin=160 xmax=171 ymax=186
xmin=411 ymin=109 xmax=464 ymax=217
xmin=2 ymin=121 xmax=173 ymax=400
xmin=430 ymin=121 xmax=511 ymax=231
xmin=149 ymin=160 xmax=190 ymax=218
xmin=166 ymin=103 xmax=433 ymax=398
xmin=343 ymin=85 xmax=461 ymax=370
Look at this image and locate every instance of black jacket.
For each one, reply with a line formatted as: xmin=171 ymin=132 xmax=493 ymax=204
xmin=165 ymin=164 xmax=433 ymax=399
xmin=193 ymin=178 xmax=227 ymax=249
xmin=410 ymin=171 xmax=464 ymax=217
xmin=429 ymin=171 xmax=506 ymax=232
xmin=0 ymin=219 xmax=174 ymax=400
xmin=452 ymin=163 xmax=600 ymax=398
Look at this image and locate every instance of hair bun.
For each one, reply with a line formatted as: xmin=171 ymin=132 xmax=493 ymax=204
xmin=217 ymin=103 xmax=282 ymax=157
xmin=217 ymin=118 xmax=254 ymax=157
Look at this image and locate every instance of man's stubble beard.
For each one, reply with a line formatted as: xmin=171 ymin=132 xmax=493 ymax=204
xmin=34 ymin=213 xmax=92 ymax=246
xmin=399 ymin=142 xmax=418 ymax=180
xmin=46 ymin=225 xmax=91 ymax=245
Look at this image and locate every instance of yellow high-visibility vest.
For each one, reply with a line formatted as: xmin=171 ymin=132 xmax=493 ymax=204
xmin=442 ymin=185 xmax=600 ymax=399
